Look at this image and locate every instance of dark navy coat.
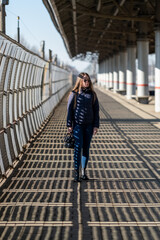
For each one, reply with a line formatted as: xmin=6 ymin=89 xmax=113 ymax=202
xmin=67 ymin=88 xmax=99 ymax=128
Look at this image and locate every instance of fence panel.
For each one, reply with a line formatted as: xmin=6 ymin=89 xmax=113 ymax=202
xmin=0 ymin=33 xmax=72 ymax=176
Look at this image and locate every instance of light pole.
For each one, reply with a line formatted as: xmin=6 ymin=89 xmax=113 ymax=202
xmin=17 ymin=16 xmax=20 ymax=43
xmin=0 ymin=0 xmax=9 ymax=34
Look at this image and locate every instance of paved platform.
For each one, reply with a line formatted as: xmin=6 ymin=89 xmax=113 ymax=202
xmin=0 ymin=88 xmax=160 ymax=240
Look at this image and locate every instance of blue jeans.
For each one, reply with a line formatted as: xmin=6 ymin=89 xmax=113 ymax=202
xmin=73 ymin=124 xmax=93 ymax=171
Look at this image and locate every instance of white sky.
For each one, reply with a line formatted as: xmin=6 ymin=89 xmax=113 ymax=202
xmin=5 ymin=0 xmax=89 ymax=72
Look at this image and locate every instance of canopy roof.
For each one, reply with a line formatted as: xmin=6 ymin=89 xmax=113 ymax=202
xmin=42 ymin=0 xmax=158 ymax=62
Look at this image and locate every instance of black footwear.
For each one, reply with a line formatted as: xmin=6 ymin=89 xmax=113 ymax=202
xmin=74 ymin=170 xmax=81 ymax=182
xmin=81 ymin=174 xmax=89 ymax=180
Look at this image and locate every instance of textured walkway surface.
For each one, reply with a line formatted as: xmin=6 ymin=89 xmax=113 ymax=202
xmin=0 ymin=89 xmax=160 ymax=240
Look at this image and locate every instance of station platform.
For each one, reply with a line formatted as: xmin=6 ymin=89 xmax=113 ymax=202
xmin=0 ymin=87 xmax=160 ymax=240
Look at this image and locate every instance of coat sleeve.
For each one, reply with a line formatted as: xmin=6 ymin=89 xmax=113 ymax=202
xmin=67 ymin=92 xmax=75 ymax=127
xmin=93 ymin=96 xmax=100 ymax=128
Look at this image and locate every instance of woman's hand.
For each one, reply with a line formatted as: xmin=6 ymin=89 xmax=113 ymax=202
xmin=93 ymin=127 xmax=98 ymax=135
xmin=68 ymin=127 xmax=73 ymax=133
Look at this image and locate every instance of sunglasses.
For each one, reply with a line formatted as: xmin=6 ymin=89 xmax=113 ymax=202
xmin=83 ymin=79 xmax=90 ymax=83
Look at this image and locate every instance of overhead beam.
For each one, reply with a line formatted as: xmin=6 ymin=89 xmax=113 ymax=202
xmin=71 ymin=0 xmax=78 ymax=55
xmin=78 ymin=43 xmax=119 ymax=50
xmin=79 ymin=42 xmax=117 ymax=47
xmin=146 ymin=0 xmax=155 ymax=11
xmin=59 ymin=3 xmax=71 ymax=13
xmin=112 ymin=0 xmax=127 ymax=15
xmin=96 ymin=0 xmax=127 ymax=47
xmin=43 ymin=0 xmax=156 ymax=60
xmin=69 ymin=9 xmax=153 ymax=23
xmin=77 ymin=33 xmax=126 ymax=42
xmin=77 ymin=26 xmax=125 ymax=34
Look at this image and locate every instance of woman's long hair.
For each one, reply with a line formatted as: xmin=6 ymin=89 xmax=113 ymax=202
xmin=72 ymin=72 xmax=94 ymax=94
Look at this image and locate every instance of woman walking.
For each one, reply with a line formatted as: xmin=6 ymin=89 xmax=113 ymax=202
xmin=67 ymin=72 xmax=100 ymax=182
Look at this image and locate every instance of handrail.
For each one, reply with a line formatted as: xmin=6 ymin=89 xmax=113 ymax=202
xmin=0 ymin=33 xmax=72 ymax=176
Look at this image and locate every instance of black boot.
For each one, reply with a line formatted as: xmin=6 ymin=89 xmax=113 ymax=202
xmin=81 ymin=168 xmax=89 ymax=180
xmin=81 ymin=174 xmax=89 ymax=180
xmin=74 ymin=170 xmax=81 ymax=182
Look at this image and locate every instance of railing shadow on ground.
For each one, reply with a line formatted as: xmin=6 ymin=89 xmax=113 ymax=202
xmin=0 ymin=89 xmax=160 ymax=239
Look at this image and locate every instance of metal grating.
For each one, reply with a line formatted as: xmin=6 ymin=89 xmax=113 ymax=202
xmin=0 ymin=89 xmax=160 ymax=239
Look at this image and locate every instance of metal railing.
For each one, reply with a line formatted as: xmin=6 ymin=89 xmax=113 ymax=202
xmin=0 ymin=33 xmax=72 ymax=176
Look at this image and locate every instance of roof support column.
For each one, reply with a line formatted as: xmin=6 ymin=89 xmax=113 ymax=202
xmin=119 ymin=48 xmax=127 ymax=95
xmin=126 ymin=32 xmax=136 ymax=99
xmin=98 ymin=63 xmax=102 ymax=86
xmin=126 ymin=46 xmax=136 ymax=99
xmin=103 ymin=60 xmax=106 ymax=87
xmin=112 ymin=56 xmax=115 ymax=90
xmin=100 ymin=62 xmax=103 ymax=86
xmin=105 ymin=59 xmax=109 ymax=89
xmin=155 ymin=29 xmax=160 ymax=112
xmin=103 ymin=61 xmax=106 ymax=87
xmin=98 ymin=61 xmax=106 ymax=87
xmin=155 ymin=0 xmax=160 ymax=112
xmin=113 ymin=53 xmax=119 ymax=92
xmin=109 ymin=56 xmax=113 ymax=89
xmin=137 ymin=22 xmax=149 ymax=104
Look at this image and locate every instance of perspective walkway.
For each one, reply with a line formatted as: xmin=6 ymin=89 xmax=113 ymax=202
xmin=0 ymin=89 xmax=160 ymax=240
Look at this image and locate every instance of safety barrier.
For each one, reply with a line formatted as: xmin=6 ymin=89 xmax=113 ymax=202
xmin=0 ymin=33 xmax=72 ymax=176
